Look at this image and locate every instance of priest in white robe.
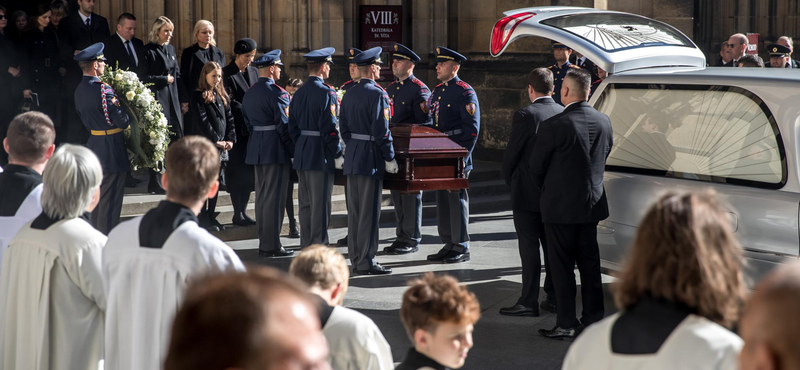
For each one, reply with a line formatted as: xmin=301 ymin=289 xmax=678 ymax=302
xmin=103 ymin=136 xmax=246 ymax=370
xmin=0 ymin=144 xmax=106 ymax=370
xmin=0 ymin=112 xmax=56 ymax=270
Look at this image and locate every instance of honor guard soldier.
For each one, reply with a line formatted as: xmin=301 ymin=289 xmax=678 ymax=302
xmin=242 ymin=50 xmax=294 ymax=257
xmin=339 ymin=47 xmax=363 ymax=92
xmin=548 ymin=42 xmax=580 ymax=106
xmin=288 ymin=47 xmax=344 ymax=247
xmin=335 ymin=47 xmax=363 ymax=248
xmin=385 ymin=43 xmax=431 ymax=256
xmin=766 ymin=43 xmax=792 ymax=68
xmin=74 ymin=42 xmax=131 ymax=235
xmin=426 ymin=46 xmax=479 ymax=264
xmin=340 ymin=47 xmax=398 ymax=275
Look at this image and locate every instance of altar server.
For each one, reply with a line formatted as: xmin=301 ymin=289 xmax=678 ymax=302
xmin=0 ymin=112 xmax=55 ymax=269
xmin=0 ymin=144 xmax=105 ymax=370
xmin=103 ymin=136 xmax=245 ymax=370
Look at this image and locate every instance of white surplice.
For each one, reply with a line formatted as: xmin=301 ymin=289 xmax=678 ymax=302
xmin=324 ymin=305 xmax=395 ymax=370
xmin=562 ymin=313 xmax=742 ymax=370
xmin=0 ymin=184 xmax=42 ymax=267
xmin=102 ymin=216 xmax=245 ymax=370
xmin=0 ymin=217 xmax=107 ymax=370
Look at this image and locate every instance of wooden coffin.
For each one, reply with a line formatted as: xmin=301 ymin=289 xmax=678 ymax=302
xmin=384 ymin=124 xmax=468 ymax=192
xmin=334 ymin=125 xmax=469 ymax=192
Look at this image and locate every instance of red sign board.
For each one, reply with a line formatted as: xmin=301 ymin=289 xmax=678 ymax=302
xmin=360 ymin=6 xmax=402 ymax=81
xmin=747 ymin=33 xmax=759 ymax=54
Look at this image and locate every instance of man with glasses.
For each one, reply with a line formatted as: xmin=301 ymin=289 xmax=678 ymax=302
xmin=725 ymin=33 xmax=748 ymax=67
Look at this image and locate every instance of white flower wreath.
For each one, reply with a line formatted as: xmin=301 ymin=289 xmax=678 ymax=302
xmin=101 ymin=65 xmax=171 ymax=171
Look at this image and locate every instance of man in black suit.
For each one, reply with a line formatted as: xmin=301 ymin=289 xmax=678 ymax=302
xmin=103 ymin=13 xmax=144 ymax=76
xmin=530 ymin=68 xmax=613 ymax=339
xmin=499 ymin=68 xmax=563 ymax=318
xmin=572 ymin=51 xmax=599 ymax=82
xmin=724 ymin=33 xmax=748 ymax=67
xmin=59 ymin=0 xmax=110 ymax=145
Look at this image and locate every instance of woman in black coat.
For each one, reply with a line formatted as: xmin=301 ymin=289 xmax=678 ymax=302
xmin=0 ymin=6 xmax=20 ymax=165
xmin=189 ymin=61 xmax=235 ymax=231
xmin=179 ymin=20 xmax=225 ymax=135
xmin=142 ymin=16 xmax=182 ymax=141
xmin=222 ymin=38 xmax=258 ymax=227
xmin=19 ymin=5 xmax=62 ymax=127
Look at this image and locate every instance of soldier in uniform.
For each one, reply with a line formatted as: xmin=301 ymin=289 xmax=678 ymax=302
xmin=766 ymin=43 xmax=792 ymax=68
xmin=340 ymin=47 xmax=399 ymax=275
xmin=73 ymin=43 xmax=130 ymax=234
xmin=385 ymin=43 xmax=431 ymax=256
xmin=334 ymin=47 xmax=362 ymax=248
xmin=338 ymin=47 xmax=363 ymax=92
xmin=426 ymin=46 xmax=479 ymax=264
xmin=242 ymin=50 xmax=294 ymax=257
xmin=548 ymin=42 xmax=580 ymax=106
xmin=287 ymin=47 xmax=344 ymax=247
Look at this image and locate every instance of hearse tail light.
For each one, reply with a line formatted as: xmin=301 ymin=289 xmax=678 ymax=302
xmin=491 ymin=12 xmax=535 ymax=56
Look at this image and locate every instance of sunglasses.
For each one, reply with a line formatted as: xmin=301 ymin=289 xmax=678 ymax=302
xmin=0 ymin=14 xmax=5 ymax=20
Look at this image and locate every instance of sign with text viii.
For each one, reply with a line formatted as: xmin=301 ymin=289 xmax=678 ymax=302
xmin=361 ymin=5 xmax=402 ymax=81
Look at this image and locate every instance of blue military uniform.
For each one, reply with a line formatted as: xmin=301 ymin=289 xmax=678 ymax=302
xmin=242 ymin=50 xmax=294 ymax=256
xmin=287 ymin=47 xmax=343 ymax=247
xmin=549 ymin=43 xmax=581 ymax=106
xmin=74 ymin=43 xmax=130 ymax=234
xmin=386 ymin=43 xmax=430 ymax=255
xmin=339 ymin=47 xmax=363 ymax=92
xmin=388 ymin=43 xmax=431 ymax=125
xmin=427 ymin=46 xmax=479 ymax=263
xmin=335 ymin=47 xmax=363 ymax=248
xmin=340 ymin=47 xmax=395 ymax=274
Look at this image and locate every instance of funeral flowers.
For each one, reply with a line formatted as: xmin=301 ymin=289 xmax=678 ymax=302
xmin=101 ymin=65 xmax=170 ymax=171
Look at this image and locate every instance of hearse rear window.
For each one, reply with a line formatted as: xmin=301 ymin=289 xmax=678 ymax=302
xmin=541 ymin=13 xmax=695 ymax=52
xmin=596 ymin=84 xmax=786 ymax=189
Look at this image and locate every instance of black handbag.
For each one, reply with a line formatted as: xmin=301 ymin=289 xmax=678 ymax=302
xmin=18 ymin=98 xmax=35 ymax=114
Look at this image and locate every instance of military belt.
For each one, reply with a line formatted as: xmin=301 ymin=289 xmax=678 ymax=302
xmin=90 ymin=128 xmax=123 ymax=136
xmin=350 ymin=133 xmax=375 ymax=141
xmin=300 ymin=130 xmax=321 ymax=136
xmin=252 ymin=125 xmax=277 ymax=131
xmin=444 ymin=129 xmax=463 ymax=136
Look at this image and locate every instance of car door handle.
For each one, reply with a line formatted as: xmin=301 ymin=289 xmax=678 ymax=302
xmin=726 ymin=212 xmax=739 ymax=232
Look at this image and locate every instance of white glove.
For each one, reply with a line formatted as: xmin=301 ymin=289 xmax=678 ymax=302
xmin=335 ymin=156 xmax=344 ymax=169
xmin=385 ymin=159 xmax=399 ymax=174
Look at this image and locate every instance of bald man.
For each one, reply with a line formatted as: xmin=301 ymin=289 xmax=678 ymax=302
xmin=739 ymin=262 xmax=800 ymax=370
xmin=777 ymin=36 xmax=800 ymax=68
xmin=726 ymin=33 xmax=748 ymax=67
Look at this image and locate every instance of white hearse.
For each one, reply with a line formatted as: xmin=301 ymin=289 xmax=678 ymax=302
xmin=491 ymin=7 xmax=800 ymax=283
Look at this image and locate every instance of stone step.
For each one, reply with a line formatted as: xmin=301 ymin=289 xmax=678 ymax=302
xmin=211 ymin=193 xmax=511 ymax=242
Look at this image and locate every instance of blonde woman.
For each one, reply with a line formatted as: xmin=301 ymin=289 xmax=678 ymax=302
xmin=142 ymin=16 xmax=181 ymax=141
xmin=562 ymin=190 xmax=745 ymax=370
xmin=188 ymin=61 xmax=234 ymax=231
xmin=179 ymin=19 xmax=225 ymax=127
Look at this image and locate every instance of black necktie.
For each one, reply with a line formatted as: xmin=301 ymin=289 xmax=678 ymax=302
xmin=85 ymin=17 xmax=90 ymax=26
xmin=125 ymin=40 xmax=137 ymax=66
